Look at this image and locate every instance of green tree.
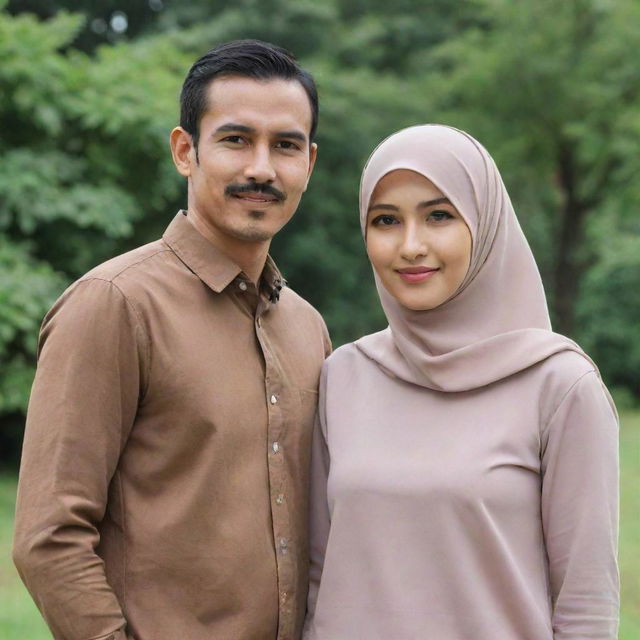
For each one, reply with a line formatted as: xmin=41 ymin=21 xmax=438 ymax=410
xmin=3 ymin=0 xmax=640 ymax=465
xmin=417 ymin=0 xmax=640 ymax=338
xmin=577 ymin=227 xmax=640 ymax=398
xmin=7 ymin=0 xmax=164 ymax=50
xmin=0 ymin=3 xmax=192 ymax=459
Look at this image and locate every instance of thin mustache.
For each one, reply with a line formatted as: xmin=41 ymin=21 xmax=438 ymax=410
xmin=225 ymin=182 xmax=286 ymax=201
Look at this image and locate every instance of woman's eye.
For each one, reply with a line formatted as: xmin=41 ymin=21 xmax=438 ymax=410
xmin=372 ymin=214 xmax=398 ymax=226
xmin=428 ymin=210 xmax=453 ymax=223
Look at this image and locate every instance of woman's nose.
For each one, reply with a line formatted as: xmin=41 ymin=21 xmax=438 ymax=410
xmin=399 ymin=224 xmax=428 ymax=261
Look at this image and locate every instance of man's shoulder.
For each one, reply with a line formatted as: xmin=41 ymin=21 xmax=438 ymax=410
xmin=81 ymin=238 xmax=172 ymax=288
xmin=278 ymin=285 xmax=324 ymax=324
xmin=277 ymin=286 xmax=331 ymax=355
xmin=51 ymin=238 xmax=177 ymax=318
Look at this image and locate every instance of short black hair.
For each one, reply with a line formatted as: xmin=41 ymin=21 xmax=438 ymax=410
xmin=180 ymin=39 xmax=319 ymax=154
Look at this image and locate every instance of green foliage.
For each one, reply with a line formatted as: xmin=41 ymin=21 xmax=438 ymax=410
xmin=0 ymin=149 xmax=136 ymax=236
xmin=331 ymin=0 xmax=481 ymax=71
xmin=0 ymin=239 xmax=65 ymax=412
xmin=1 ymin=0 xmax=640 ymax=464
xmin=0 ymin=6 xmax=189 ymax=460
xmin=576 ymin=230 xmax=640 ymax=395
xmin=6 ymin=0 xmax=165 ymax=51
xmin=416 ymin=0 xmax=640 ymax=336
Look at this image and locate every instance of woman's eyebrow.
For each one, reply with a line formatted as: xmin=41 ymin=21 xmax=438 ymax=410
xmin=368 ymin=203 xmax=399 ymax=213
xmin=417 ymin=197 xmax=451 ymax=208
xmin=368 ymin=197 xmax=451 ymax=213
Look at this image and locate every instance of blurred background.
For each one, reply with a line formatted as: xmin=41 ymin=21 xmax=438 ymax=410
xmin=0 ymin=0 xmax=638 ymax=637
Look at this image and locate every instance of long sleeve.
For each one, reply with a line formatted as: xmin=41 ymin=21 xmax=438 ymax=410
xmin=541 ymin=370 xmax=619 ymax=639
xmin=303 ymin=367 xmax=331 ymax=634
xmin=13 ymin=278 xmax=146 ymax=640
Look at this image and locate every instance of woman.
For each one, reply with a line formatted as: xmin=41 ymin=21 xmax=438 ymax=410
xmin=304 ymin=125 xmax=619 ymax=639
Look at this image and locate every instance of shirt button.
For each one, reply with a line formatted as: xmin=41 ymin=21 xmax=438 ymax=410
xmin=256 ymin=317 xmax=261 ymax=328
xmin=238 ymin=281 xmax=248 ymax=291
xmin=279 ymin=538 xmax=289 ymax=553
xmin=280 ymin=591 xmax=288 ymax=603
xmin=270 ymin=394 xmax=278 ymax=405
xmin=275 ymin=493 xmax=284 ymax=505
xmin=272 ymin=441 xmax=280 ymax=454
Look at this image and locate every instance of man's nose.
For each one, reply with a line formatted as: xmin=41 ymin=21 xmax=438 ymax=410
xmin=244 ymin=145 xmax=276 ymax=183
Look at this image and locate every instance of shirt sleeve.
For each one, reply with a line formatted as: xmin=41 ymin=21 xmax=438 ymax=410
xmin=13 ymin=278 xmax=146 ymax=640
xmin=304 ymin=366 xmax=331 ymax=633
xmin=540 ymin=370 xmax=619 ymax=639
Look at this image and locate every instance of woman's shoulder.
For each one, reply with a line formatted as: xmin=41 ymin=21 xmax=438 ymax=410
xmin=531 ymin=348 xmax=612 ymax=427
xmin=324 ymin=341 xmax=365 ymax=371
xmin=322 ymin=338 xmax=388 ymax=384
xmin=535 ymin=347 xmax=597 ymax=383
xmin=527 ymin=348 xmax=596 ymax=404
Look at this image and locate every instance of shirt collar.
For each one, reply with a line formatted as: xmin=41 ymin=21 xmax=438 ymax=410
xmin=163 ymin=211 xmax=285 ymax=304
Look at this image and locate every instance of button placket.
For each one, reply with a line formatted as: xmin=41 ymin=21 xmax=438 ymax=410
xmin=256 ymin=320 xmax=294 ymax=638
xmin=268 ymin=391 xmax=282 ymax=458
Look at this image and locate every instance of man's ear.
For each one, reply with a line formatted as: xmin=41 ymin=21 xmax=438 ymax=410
xmin=304 ymin=142 xmax=318 ymax=191
xmin=170 ymin=127 xmax=195 ymax=177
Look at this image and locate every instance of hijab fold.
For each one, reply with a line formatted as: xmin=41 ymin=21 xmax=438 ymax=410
xmin=355 ymin=125 xmax=588 ymax=392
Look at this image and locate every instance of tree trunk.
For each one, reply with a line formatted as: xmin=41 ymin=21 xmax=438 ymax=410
xmin=553 ymin=142 xmax=588 ymax=338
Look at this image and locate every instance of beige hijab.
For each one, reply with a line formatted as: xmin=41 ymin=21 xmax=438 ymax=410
xmin=356 ymin=124 xmax=589 ymax=392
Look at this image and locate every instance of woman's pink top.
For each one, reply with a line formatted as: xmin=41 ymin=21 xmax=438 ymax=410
xmin=304 ymin=343 xmax=619 ymax=640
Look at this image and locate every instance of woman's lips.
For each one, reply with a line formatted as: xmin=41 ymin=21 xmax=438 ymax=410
xmin=396 ymin=266 xmax=439 ymax=283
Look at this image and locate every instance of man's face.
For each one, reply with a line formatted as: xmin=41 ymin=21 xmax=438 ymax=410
xmin=176 ymin=76 xmax=317 ymax=249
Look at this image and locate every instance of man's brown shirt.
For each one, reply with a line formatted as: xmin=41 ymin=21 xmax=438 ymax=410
xmin=13 ymin=211 xmax=331 ymax=640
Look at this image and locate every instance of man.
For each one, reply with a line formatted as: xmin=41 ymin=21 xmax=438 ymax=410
xmin=13 ymin=40 xmax=330 ymax=640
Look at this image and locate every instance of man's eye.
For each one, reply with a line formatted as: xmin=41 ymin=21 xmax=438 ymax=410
xmin=371 ymin=214 xmax=398 ymax=226
xmin=222 ymin=136 xmax=245 ymax=144
xmin=276 ymin=141 xmax=300 ymax=150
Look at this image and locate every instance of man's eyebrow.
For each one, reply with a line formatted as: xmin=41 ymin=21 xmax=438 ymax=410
xmin=213 ymin=123 xmax=307 ymax=143
xmin=214 ymin=123 xmax=255 ymax=135
xmin=368 ymin=197 xmax=452 ymax=213
xmin=276 ymin=130 xmax=308 ymax=143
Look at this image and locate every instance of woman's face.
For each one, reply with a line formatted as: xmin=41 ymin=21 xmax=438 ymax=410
xmin=366 ymin=169 xmax=472 ymax=311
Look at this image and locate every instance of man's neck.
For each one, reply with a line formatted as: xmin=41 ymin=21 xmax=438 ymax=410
xmin=186 ymin=210 xmax=269 ymax=285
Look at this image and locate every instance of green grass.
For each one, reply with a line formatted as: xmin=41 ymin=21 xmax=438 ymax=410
xmin=0 ymin=477 xmax=49 ymax=640
xmin=620 ymin=409 xmax=640 ymax=639
xmin=1 ymin=410 xmax=639 ymax=639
